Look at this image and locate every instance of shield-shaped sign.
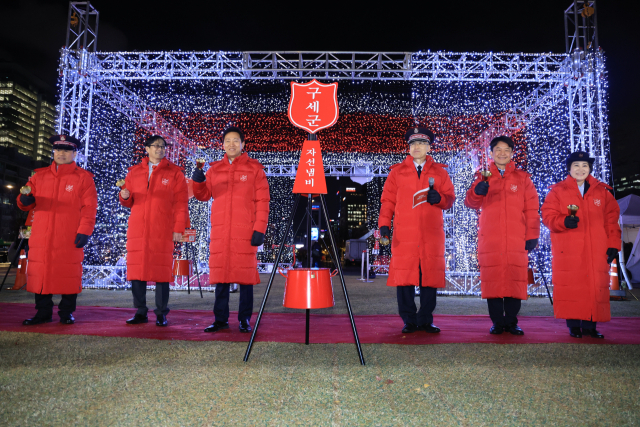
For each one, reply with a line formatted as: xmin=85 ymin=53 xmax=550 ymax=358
xmin=288 ymin=79 xmax=339 ymax=134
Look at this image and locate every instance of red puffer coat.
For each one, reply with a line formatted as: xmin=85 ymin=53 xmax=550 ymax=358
xmin=379 ymin=155 xmax=455 ymax=288
xmin=119 ymin=157 xmax=189 ymax=282
xmin=541 ymin=174 xmax=620 ymax=322
xmin=464 ymin=162 xmax=540 ymax=299
xmin=193 ymin=153 xmax=270 ymax=285
xmin=16 ymin=162 xmax=97 ymax=294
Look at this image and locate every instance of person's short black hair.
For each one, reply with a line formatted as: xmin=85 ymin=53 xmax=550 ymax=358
xmin=223 ymin=126 xmax=245 ymax=142
xmin=144 ymin=135 xmax=168 ymax=147
xmin=490 ymin=136 xmax=515 ymax=151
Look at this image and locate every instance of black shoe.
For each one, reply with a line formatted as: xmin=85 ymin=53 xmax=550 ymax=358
xmin=239 ymin=320 xmax=252 ymax=333
xmin=490 ymin=324 xmax=504 ymax=334
xmin=126 ymin=314 xmax=148 ymax=324
xmin=569 ymin=327 xmax=583 ymax=338
xmin=418 ymin=323 xmax=441 ymax=333
xmin=60 ymin=314 xmax=75 ymax=325
xmin=505 ymin=324 xmax=524 ymax=335
xmin=204 ymin=321 xmax=229 ymax=333
xmin=402 ymin=323 xmax=418 ymax=333
xmin=156 ymin=314 xmax=168 ymax=327
xmin=583 ymin=328 xmax=604 ymax=339
xmin=22 ymin=316 xmax=52 ymax=326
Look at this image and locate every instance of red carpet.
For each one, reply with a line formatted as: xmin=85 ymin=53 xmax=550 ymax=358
xmin=1 ymin=303 xmax=639 ymax=345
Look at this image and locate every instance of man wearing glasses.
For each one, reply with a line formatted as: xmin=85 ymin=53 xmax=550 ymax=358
xmin=192 ymin=126 xmax=270 ymax=333
xmin=119 ymin=135 xmax=189 ymax=327
xmin=378 ymin=127 xmax=455 ymax=334
xmin=18 ymin=134 xmax=97 ymax=325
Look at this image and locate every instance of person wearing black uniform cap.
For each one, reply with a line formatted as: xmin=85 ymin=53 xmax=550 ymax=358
xmin=378 ymin=126 xmax=456 ymax=334
xmin=16 ymin=134 xmax=97 ymax=325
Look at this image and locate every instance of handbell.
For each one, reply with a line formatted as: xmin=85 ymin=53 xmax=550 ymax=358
xmin=380 ymin=236 xmax=390 ymax=246
xmin=20 ymin=185 xmax=31 ymax=195
xmin=115 ymin=179 xmax=126 ymax=188
xmin=567 ymin=204 xmax=579 ymax=217
xmin=480 ymin=170 xmax=492 ymax=181
xmin=196 ymin=158 xmax=205 ymax=169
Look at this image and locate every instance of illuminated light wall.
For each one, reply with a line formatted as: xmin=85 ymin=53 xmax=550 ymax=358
xmin=85 ymin=78 xmax=579 ymax=275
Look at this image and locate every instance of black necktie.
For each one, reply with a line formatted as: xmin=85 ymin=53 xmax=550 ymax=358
xmin=417 ymin=165 xmax=422 ymax=179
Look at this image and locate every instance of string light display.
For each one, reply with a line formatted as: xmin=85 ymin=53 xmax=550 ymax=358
xmin=83 ymin=77 xmax=589 ymax=282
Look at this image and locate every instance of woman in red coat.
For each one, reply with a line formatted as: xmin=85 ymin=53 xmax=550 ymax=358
xmin=379 ymin=127 xmax=455 ymax=334
xmin=541 ymin=152 xmax=621 ymax=338
xmin=119 ymin=135 xmax=189 ymax=327
xmin=17 ymin=135 xmax=97 ymax=325
xmin=464 ymin=136 xmax=540 ymax=335
xmin=192 ymin=127 xmax=270 ymax=334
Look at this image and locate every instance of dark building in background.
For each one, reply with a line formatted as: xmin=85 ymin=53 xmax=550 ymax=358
xmin=338 ymin=183 xmax=368 ymax=242
xmin=0 ymin=62 xmax=56 ymax=162
xmin=0 ymin=63 xmax=54 ymax=243
xmin=613 ymin=173 xmax=640 ymax=198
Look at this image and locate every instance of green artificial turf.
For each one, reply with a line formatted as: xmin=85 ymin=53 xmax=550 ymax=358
xmin=0 ymin=333 xmax=639 ymax=426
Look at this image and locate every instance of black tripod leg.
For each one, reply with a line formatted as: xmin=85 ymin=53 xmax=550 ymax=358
xmin=191 ymin=243 xmax=203 ymax=298
xmin=0 ymin=238 xmax=24 ymax=292
xmin=244 ymin=194 xmax=301 ymax=362
xmin=534 ymin=251 xmax=553 ymax=306
xmin=185 ymin=243 xmax=191 ymax=294
xmin=320 ymin=195 xmax=365 ymax=365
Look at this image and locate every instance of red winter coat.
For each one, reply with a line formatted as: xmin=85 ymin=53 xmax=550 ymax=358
xmin=119 ymin=157 xmax=189 ymax=282
xmin=16 ymin=161 xmax=97 ymax=295
xmin=541 ymin=175 xmax=621 ymax=322
xmin=193 ymin=153 xmax=270 ymax=285
xmin=464 ymin=162 xmax=540 ymax=299
xmin=379 ymin=155 xmax=455 ymax=288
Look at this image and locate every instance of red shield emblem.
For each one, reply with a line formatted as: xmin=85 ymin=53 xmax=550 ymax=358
xmin=288 ymin=79 xmax=339 ymax=134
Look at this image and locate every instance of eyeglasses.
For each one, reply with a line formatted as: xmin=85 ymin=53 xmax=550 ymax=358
xmin=148 ymin=145 xmax=166 ymax=149
xmin=409 ymin=141 xmax=429 ymax=147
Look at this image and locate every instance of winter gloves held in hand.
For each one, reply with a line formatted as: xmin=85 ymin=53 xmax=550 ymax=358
xmin=250 ymin=231 xmax=264 ymax=247
xmin=20 ymin=194 xmax=35 ymax=206
xmin=474 ymin=181 xmax=490 ymax=196
xmin=564 ymin=216 xmax=579 ymax=229
xmin=74 ymin=233 xmax=89 ymax=248
xmin=192 ymin=168 xmax=206 ymax=183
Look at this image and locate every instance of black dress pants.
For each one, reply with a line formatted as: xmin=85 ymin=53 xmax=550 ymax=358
xmin=34 ymin=293 xmax=77 ymax=320
xmin=214 ymin=283 xmax=253 ymax=323
xmin=131 ymin=280 xmax=170 ymax=317
xmin=487 ymin=297 xmax=521 ymax=327
xmin=397 ymin=266 xmax=437 ymax=326
xmin=566 ymin=319 xmax=597 ymax=329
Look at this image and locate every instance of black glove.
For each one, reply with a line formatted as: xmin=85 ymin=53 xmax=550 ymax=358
xmin=606 ymin=248 xmax=618 ymax=264
xmin=380 ymin=226 xmax=391 ymax=239
xmin=525 ymin=238 xmax=538 ymax=251
xmin=474 ymin=181 xmax=489 ymax=196
xmin=427 ymin=189 xmax=441 ymax=205
xmin=192 ymin=168 xmax=206 ymax=183
xmin=20 ymin=194 xmax=35 ymax=206
xmin=250 ymin=231 xmax=264 ymax=247
xmin=74 ymin=233 xmax=89 ymax=248
xmin=564 ymin=216 xmax=579 ymax=229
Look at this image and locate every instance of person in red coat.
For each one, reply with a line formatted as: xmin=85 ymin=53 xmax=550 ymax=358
xmin=191 ymin=127 xmax=270 ymax=333
xmin=541 ymin=151 xmax=621 ymax=339
xmin=17 ymin=135 xmax=97 ymax=325
xmin=464 ymin=136 xmax=540 ymax=335
xmin=378 ymin=126 xmax=455 ymax=334
xmin=119 ymin=135 xmax=189 ymax=327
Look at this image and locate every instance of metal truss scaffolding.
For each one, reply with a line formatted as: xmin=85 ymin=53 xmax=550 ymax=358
xmin=59 ymin=1 xmax=607 ymax=294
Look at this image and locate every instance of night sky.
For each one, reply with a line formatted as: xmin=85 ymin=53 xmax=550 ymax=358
xmin=1 ymin=0 xmax=638 ymax=176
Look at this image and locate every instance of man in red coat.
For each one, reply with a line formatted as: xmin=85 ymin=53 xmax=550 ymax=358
xmin=119 ymin=135 xmax=189 ymax=327
xmin=541 ymin=151 xmax=621 ymax=338
xmin=379 ymin=127 xmax=455 ymax=334
xmin=192 ymin=127 xmax=270 ymax=333
xmin=464 ymin=136 xmax=540 ymax=335
xmin=17 ymin=135 xmax=97 ymax=325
